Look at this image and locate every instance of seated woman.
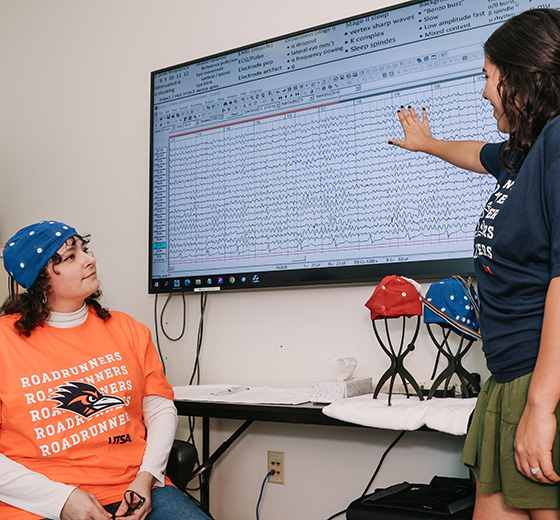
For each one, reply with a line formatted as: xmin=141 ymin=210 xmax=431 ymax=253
xmin=0 ymin=220 xmax=209 ymax=520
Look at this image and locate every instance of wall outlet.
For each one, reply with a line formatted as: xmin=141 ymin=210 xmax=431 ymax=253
xmin=267 ymin=450 xmax=285 ymax=484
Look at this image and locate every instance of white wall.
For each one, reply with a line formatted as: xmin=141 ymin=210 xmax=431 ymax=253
xmin=0 ymin=1 xmax=489 ymax=519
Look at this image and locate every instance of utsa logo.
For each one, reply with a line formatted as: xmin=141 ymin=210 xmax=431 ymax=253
xmin=50 ymin=381 xmax=125 ymax=418
xmin=109 ymin=434 xmax=132 ymax=445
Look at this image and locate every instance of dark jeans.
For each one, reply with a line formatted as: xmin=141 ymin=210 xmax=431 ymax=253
xmin=44 ymin=485 xmax=210 ymax=520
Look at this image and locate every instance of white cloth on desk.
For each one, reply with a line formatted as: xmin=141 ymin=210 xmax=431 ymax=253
xmin=322 ymin=394 xmax=476 ymax=435
xmin=173 ymin=385 xmax=312 ymax=405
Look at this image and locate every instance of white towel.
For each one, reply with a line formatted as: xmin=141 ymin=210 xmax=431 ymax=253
xmin=423 ymin=396 xmax=477 ymax=435
xmin=322 ymin=394 xmax=476 ymax=435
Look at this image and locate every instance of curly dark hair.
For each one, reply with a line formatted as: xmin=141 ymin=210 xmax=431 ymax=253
xmin=1 ymin=235 xmax=110 ymax=336
xmin=484 ymin=8 xmax=560 ymax=173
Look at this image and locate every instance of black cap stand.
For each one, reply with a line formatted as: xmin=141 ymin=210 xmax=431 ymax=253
xmin=425 ymin=323 xmax=481 ymax=399
xmin=372 ymin=316 xmax=424 ymax=406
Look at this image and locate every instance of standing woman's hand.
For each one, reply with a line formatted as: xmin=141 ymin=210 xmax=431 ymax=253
xmin=389 ymin=106 xmax=435 ymax=152
xmin=514 ymin=403 xmax=560 ymax=484
xmin=387 ymin=106 xmax=488 ymax=173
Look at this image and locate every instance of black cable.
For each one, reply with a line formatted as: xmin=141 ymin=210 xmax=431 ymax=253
xmin=153 ymin=293 xmax=166 ymax=375
xmin=159 ymin=290 xmax=187 ymax=341
xmin=153 ymin=290 xmax=188 ymax=373
xmin=361 ymin=430 xmax=407 ymax=497
xmin=189 ymin=292 xmax=207 ymax=386
xmin=185 ymin=292 xmax=208 ymax=500
xmin=326 ymin=430 xmax=407 ymax=519
xmin=325 ymin=509 xmax=346 ymax=520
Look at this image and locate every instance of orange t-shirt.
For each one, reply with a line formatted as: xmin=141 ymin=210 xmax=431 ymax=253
xmin=0 ymin=309 xmax=174 ymax=519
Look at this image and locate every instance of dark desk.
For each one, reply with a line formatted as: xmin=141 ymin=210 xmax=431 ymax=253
xmin=174 ymin=399 xmax=358 ymax=426
xmin=174 ymin=400 xmax=361 ymax=513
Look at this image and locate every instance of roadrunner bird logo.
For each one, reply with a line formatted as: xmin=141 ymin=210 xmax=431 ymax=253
xmin=50 ymin=381 xmax=125 ymax=418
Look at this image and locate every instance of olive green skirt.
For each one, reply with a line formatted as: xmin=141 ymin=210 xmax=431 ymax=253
xmin=462 ymin=373 xmax=560 ymax=509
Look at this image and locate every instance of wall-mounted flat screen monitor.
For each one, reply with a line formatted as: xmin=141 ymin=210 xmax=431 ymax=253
xmin=149 ymin=0 xmax=551 ymax=293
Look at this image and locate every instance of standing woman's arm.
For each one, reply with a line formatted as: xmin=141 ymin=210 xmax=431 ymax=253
xmin=514 ymin=276 xmax=560 ymax=484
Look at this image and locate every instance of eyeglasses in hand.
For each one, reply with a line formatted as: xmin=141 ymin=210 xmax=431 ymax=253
xmin=110 ymin=490 xmax=146 ymax=519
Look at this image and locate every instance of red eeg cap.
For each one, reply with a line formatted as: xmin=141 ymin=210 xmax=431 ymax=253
xmin=365 ymin=275 xmax=423 ymax=320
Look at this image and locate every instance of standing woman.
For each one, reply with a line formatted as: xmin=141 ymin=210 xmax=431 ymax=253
xmin=390 ymin=8 xmax=560 ymax=519
xmin=0 ymin=220 xmax=209 ymax=520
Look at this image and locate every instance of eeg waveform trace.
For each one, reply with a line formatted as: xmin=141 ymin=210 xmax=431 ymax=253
xmin=165 ymin=75 xmax=495 ymax=273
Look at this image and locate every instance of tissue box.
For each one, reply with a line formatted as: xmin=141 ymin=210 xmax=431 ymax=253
xmin=311 ymin=377 xmax=372 ymax=403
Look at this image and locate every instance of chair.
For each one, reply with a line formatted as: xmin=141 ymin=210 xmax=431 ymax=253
xmin=166 ymin=439 xmax=198 ymax=491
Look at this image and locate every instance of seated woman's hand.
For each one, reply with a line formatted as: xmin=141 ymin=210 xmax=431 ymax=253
xmin=112 ymin=472 xmax=154 ymax=520
xmin=60 ymin=488 xmax=112 ymax=520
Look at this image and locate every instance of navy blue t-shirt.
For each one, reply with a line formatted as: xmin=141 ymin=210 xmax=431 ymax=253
xmin=474 ymin=115 xmax=560 ymax=383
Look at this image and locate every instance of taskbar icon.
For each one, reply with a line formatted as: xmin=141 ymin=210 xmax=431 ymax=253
xmin=154 ymin=273 xmax=262 ymax=292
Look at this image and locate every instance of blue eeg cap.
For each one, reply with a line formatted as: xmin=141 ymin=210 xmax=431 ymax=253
xmin=3 ymin=220 xmax=79 ymax=289
xmin=423 ymin=277 xmax=481 ymax=341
